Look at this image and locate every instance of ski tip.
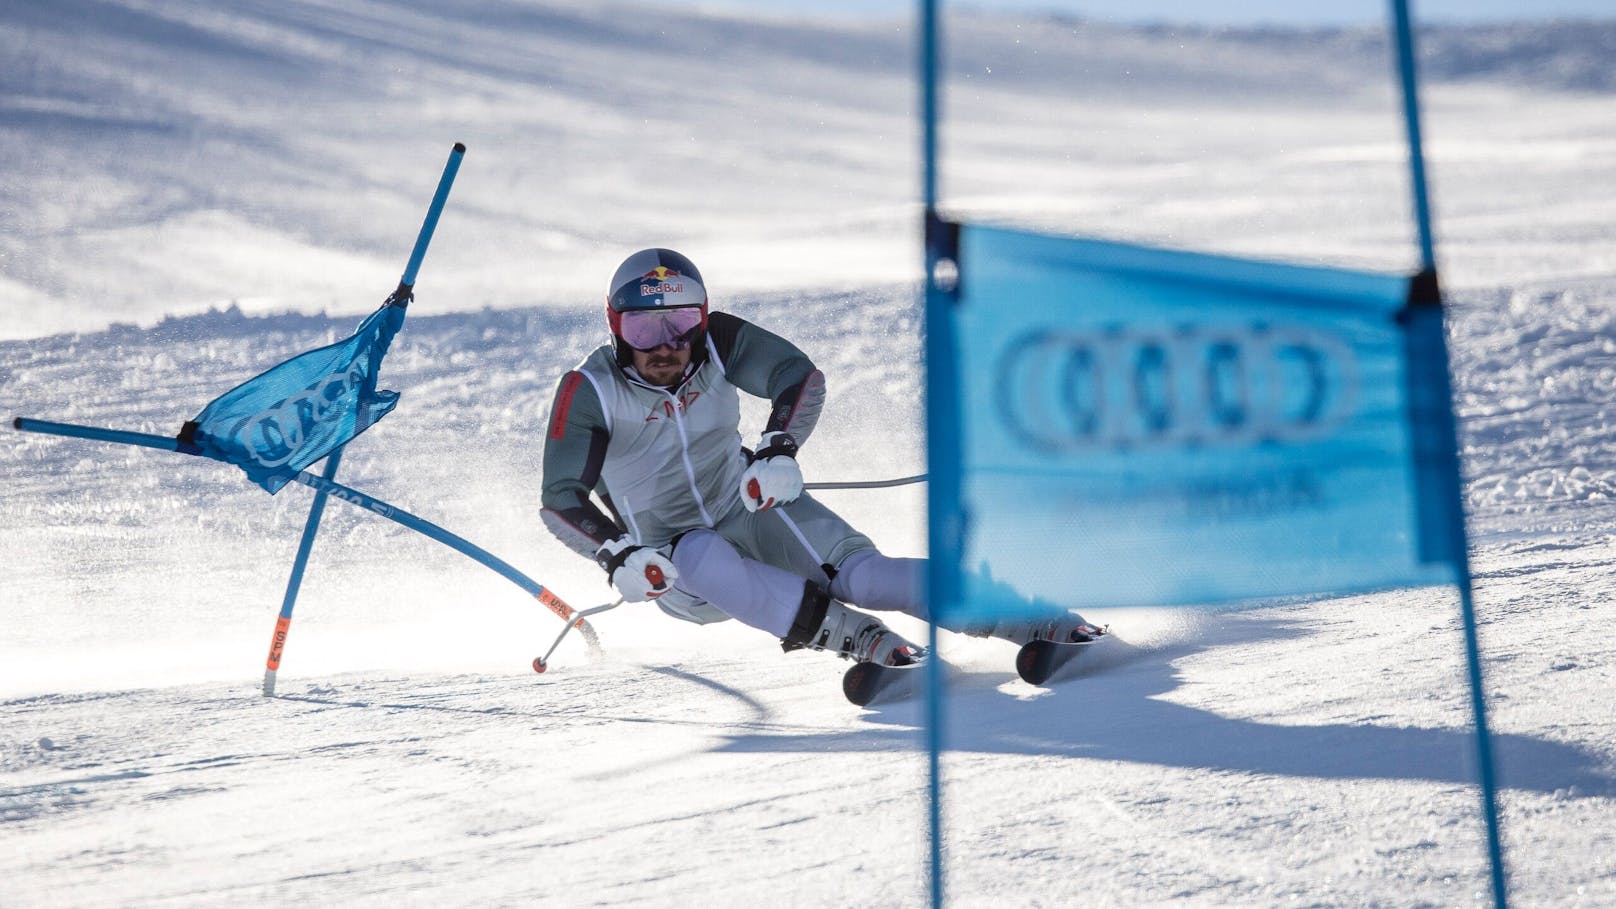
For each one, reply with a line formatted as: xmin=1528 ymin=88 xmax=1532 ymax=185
xmin=10 ymin=417 xmax=20 ymax=430
xmin=1015 ymin=637 xmax=1094 ymax=687
xmin=843 ymin=659 xmax=925 ymax=708
xmin=1015 ymin=642 xmax=1052 ymax=686
xmin=842 ymin=663 xmax=873 ymax=706
xmin=452 ymin=141 xmax=466 ymax=154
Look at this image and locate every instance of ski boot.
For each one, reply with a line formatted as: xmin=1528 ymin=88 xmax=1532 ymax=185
xmin=960 ymin=611 xmax=1107 ymax=686
xmin=961 ymin=611 xmax=1103 ymax=647
xmin=781 ymin=583 xmax=924 ymax=667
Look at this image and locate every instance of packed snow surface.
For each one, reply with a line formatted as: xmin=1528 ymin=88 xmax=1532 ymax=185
xmin=3 ymin=2 xmax=1615 ymax=906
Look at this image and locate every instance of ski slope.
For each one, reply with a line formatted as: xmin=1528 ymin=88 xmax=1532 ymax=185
xmin=4 ymin=2 xmax=1615 ymax=906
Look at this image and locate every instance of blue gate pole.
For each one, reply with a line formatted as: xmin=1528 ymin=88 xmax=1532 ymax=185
xmin=1456 ymin=567 xmax=1509 ymax=908
xmin=1391 ymin=1 xmax=1437 ymax=273
xmin=263 ymin=449 xmax=343 ymax=695
xmin=14 ymin=416 xmax=604 ymax=659
xmin=919 ymin=1 xmax=960 ymax=907
xmin=395 ymin=142 xmax=466 ymax=298
xmin=1390 ymin=3 xmax=1508 ymax=906
xmin=261 ymin=141 xmax=465 ymax=695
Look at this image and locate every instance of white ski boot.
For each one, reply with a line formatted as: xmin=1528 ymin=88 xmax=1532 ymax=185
xmin=783 ymin=584 xmax=923 ymax=667
xmin=963 ymin=612 xmax=1103 ymax=647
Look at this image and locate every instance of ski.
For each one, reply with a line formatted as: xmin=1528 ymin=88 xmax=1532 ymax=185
xmin=842 ymin=659 xmax=926 ymax=707
xmin=1015 ymin=628 xmax=1105 ymax=686
xmin=844 ymin=625 xmax=1109 ymax=704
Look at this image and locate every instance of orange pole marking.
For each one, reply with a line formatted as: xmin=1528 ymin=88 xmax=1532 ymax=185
xmin=266 ymin=615 xmax=292 ymax=671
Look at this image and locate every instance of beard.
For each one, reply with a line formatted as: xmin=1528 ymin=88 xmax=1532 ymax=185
xmin=640 ymin=355 xmax=687 ymax=386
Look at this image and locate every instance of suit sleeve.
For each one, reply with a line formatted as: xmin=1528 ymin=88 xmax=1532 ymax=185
xmin=706 ymin=311 xmax=826 ymax=444
xmin=540 ymin=371 xmax=623 ymax=559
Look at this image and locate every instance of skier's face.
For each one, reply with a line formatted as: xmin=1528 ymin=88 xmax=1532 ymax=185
xmin=630 ymin=342 xmax=692 ymax=388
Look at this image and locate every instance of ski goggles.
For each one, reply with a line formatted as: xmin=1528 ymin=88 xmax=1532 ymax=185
xmin=618 ymin=307 xmax=705 ymax=351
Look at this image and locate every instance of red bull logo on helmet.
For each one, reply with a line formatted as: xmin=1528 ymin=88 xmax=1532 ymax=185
xmin=640 ymin=266 xmax=685 ymax=298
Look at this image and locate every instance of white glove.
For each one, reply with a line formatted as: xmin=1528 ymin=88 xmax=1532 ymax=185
xmin=741 ymin=431 xmax=803 ymax=512
xmin=596 ymin=538 xmax=678 ymax=601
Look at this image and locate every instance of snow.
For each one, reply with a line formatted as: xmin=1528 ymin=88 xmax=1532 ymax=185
xmin=3 ymin=2 xmax=1615 ymax=906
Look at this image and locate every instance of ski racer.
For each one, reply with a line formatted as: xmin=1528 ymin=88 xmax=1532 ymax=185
xmin=539 ymin=248 xmax=1097 ymax=670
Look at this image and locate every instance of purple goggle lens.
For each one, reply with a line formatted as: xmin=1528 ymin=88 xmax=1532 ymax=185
xmin=619 ymin=307 xmax=704 ymax=351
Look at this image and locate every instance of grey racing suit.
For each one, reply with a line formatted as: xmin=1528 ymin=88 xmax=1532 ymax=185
xmin=540 ymin=311 xmax=926 ymax=637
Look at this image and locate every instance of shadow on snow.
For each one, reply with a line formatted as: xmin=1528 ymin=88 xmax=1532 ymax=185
xmin=710 ymin=617 xmax=1616 ymax=799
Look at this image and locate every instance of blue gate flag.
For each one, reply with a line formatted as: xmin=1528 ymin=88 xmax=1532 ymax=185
xmin=182 ymin=299 xmax=407 ymax=493
xmin=932 ymin=224 xmax=1464 ymax=623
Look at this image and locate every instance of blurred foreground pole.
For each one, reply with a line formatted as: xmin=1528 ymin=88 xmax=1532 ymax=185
xmin=919 ymin=0 xmax=954 ymax=907
xmin=1391 ymin=2 xmax=1509 ymax=905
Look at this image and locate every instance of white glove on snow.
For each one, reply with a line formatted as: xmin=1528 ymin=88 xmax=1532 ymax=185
xmin=741 ymin=431 xmax=803 ymax=512
xmin=596 ymin=538 xmax=678 ymax=601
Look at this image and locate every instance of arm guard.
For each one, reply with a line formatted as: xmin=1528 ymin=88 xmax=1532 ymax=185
xmin=764 ymin=368 xmax=825 ymax=441
xmin=540 ymin=370 xmax=623 ymax=559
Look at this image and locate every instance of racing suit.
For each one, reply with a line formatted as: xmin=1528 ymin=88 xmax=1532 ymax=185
xmin=539 ymin=311 xmax=925 ymax=637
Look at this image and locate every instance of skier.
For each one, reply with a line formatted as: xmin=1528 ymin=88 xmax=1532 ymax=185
xmin=539 ymin=248 xmax=1098 ymax=682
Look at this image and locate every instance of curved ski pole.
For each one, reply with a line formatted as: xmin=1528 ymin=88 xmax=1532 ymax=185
xmin=805 ymin=473 xmax=927 ymax=490
xmin=11 ymin=417 xmax=602 ymax=659
xmin=532 ymin=599 xmax=623 ymax=673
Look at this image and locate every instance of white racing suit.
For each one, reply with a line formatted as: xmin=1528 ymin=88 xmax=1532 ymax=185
xmin=540 ymin=311 xmax=927 ymax=639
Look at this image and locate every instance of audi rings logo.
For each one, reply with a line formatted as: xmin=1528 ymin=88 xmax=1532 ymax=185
xmin=993 ymin=323 xmax=1359 ymax=452
xmin=228 ymin=362 xmax=369 ymax=467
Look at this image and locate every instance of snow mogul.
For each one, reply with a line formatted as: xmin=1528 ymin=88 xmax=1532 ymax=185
xmin=539 ymin=249 xmax=1100 ymax=693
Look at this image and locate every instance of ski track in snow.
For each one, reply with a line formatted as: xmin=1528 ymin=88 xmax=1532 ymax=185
xmin=3 ymin=2 xmax=1616 ymax=907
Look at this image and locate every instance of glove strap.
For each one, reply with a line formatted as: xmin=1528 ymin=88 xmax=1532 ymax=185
xmin=754 ymin=431 xmax=798 ymax=461
xmin=597 ymin=539 xmax=636 ymax=575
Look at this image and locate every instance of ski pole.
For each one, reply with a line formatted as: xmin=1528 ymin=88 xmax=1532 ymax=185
xmin=532 ymin=599 xmax=623 ymax=673
xmin=805 ymin=473 xmax=927 ymax=490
